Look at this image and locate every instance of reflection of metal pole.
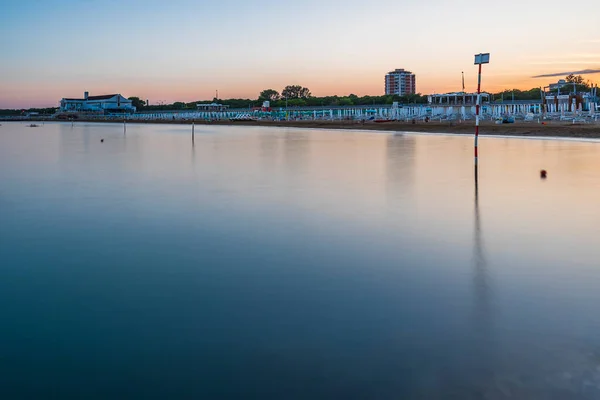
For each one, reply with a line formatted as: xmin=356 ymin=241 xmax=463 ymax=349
xmin=473 ymin=171 xmax=489 ymax=317
xmin=471 ymin=162 xmax=494 ymax=386
xmin=474 ymin=172 xmax=482 ymax=275
xmin=474 ymin=165 xmax=482 ymax=295
xmin=474 ymin=164 xmax=478 ymax=196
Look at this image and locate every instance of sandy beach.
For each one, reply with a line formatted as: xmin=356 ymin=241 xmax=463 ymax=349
xmin=4 ymin=117 xmax=599 ymax=138
xmin=64 ymin=118 xmax=600 ymax=139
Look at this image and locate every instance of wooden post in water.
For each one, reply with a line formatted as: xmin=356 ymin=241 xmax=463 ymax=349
xmin=124 ymin=117 xmax=126 ymax=134
xmin=192 ymin=120 xmax=195 ymax=145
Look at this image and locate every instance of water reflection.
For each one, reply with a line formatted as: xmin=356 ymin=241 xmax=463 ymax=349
xmin=473 ymin=166 xmax=490 ymax=326
xmin=385 ymin=134 xmax=416 ymax=209
xmin=283 ymin=130 xmax=311 ymax=174
xmin=259 ymin=130 xmax=281 ymax=172
xmin=3 ymin=123 xmax=600 ymax=398
xmin=471 ymin=165 xmax=495 ymax=394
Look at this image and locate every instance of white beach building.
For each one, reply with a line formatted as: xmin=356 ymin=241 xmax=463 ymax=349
xmin=196 ymin=102 xmax=229 ymax=112
xmin=59 ymin=92 xmax=136 ymax=114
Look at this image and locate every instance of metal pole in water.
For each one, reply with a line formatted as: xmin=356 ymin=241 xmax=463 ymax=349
xmin=475 ymin=63 xmax=482 ymax=167
xmin=473 ymin=53 xmax=490 ymax=168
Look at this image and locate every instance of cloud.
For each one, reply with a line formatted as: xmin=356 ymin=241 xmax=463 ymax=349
xmin=532 ymin=69 xmax=600 ymax=78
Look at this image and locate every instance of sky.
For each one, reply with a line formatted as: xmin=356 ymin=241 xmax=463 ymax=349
xmin=0 ymin=0 xmax=599 ymax=108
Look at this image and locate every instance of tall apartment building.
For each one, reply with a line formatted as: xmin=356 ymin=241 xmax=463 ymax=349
xmin=385 ymin=69 xmax=416 ymax=96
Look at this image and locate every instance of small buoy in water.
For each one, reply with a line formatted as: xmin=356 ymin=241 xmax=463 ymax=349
xmin=540 ymin=170 xmax=547 ymax=178
xmin=100 ymin=139 xmax=104 ymax=143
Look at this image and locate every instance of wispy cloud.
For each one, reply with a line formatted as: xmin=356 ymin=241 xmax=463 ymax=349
xmin=529 ymin=54 xmax=600 ymax=60
xmin=532 ymin=68 xmax=600 ymax=78
xmin=528 ymin=61 xmax=600 ymax=65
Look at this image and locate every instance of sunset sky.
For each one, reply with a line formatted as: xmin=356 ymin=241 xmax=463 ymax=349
xmin=1 ymin=0 xmax=599 ymax=108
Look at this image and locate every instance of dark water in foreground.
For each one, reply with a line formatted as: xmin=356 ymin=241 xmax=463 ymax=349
xmin=1 ymin=122 xmax=600 ymax=399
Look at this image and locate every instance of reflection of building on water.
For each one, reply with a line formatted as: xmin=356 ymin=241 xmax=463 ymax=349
xmin=385 ymin=134 xmax=416 ymax=199
xmin=283 ymin=131 xmax=311 ymax=174
xmin=258 ymin=130 xmax=281 ymax=168
xmin=58 ymin=122 xmax=138 ymax=169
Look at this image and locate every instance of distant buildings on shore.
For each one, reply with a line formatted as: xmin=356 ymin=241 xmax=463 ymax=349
xmin=197 ymin=102 xmax=229 ymax=112
xmin=548 ymin=79 xmax=568 ymax=91
xmin=428 ymin=92 xmax=491 ymax=105
xmin=59 ymin=92 xmax=135 ymax=114
xmin=385 ymin=69 xmax=416 ymax=96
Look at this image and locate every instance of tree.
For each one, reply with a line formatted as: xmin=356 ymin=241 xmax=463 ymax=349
xmin=286 ymin=98 xmax=307 ymax=107
xmin=565 ymin=74 xmax=585 ymax=85
xmin=492 ymin=88 xmax=543 ymax=101
xmin=282 ymin=85 xmax=311 ymax=99
xmin=258 ymin=89 xmax=280 ymax=102
xmin=128 ymin=97 xmax=146 ymax=110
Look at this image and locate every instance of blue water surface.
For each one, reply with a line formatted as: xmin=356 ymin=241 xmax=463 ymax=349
xmin=1 ymin=122 xmax=600 ymax=399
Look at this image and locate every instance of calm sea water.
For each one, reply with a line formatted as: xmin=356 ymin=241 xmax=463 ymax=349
xmin=1 ymin=121 xmax=600 ymax=399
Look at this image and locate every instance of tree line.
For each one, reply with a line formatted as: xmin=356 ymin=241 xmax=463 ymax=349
xmin=495 ymin=74 xmax=595 ymax=101
xmin=1 ymin=75 xmax=595 ymax=116
xmin=132 ymin=75 xmax=595 ymax=111
xmin=130 ymin=85 xmax=431 ymax=111
xmin=0 ymin=107 xmax=58 ymax=116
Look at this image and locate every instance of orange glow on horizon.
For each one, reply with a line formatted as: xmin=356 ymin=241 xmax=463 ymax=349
xmin=2 ymin=70 xmax=598 ymax=109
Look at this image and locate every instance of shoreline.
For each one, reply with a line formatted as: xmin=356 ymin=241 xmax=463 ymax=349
xmin=5 ymin=118 xmax=600 ymax=139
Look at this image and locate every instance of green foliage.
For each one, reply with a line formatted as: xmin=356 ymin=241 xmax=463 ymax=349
xmin=258 ymin=89 xmax=280 ymax=102
xmin=30 ymin=107 xmax=57 ymax=114
xmin=492 ymin=88 xmax=543 ymax=101
xmin=545 ymin=75 xmax=591 ymax=94
xmin=195 ymin=98 xmax=257 ymax=109
xmin=492 ymin=75 xmax=593 ymax=100
xmin=286 ymin=98 xmax=307 ymax=107
xmin=281 ymin=85 xmax=311 ymax=99
xmin=222 ymin=99 xmax=257 ymax=108
xmin=566 ymin=74 xmax=585 ymax=85
xmin=548 ymin=84 xmax=589 ymax=94
xmin=142 ymin=101 xmax=186 ymax=111
xmin=338 ymin=97 xmax=353 ymax=106
xmin=127 ymin=97 xmax=146 ymax=110
xmin=10 ymin=74 xmax=594 ymax=118
xmin=0 ymin=107 xmax=57 ymax=116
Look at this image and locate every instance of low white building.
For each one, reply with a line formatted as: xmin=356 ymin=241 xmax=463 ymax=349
xmin=196 ymin=102 xmax=229 ymax=112
xmin=59 ymin=92 xmax=136 ymax=114
xmin=428 ymin=92 xmax=491 ymax=105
